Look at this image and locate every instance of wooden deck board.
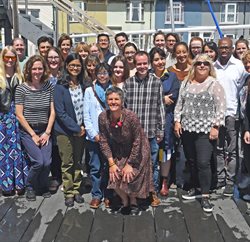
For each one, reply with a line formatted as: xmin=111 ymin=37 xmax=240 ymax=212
xmin=0 ymin=197 xmax=14 ymax=222
xmin=234 ymin=198 xmax=250 ymax=227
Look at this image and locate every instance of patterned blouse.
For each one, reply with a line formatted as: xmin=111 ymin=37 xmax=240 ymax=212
xmin=174 ymin=76 xmax=226 ymax=134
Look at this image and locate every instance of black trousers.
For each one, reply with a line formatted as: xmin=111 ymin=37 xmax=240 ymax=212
xmin=182 ymin=131 xmax=216 ymax=194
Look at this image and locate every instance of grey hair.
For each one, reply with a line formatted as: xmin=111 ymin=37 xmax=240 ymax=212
xmin=105 ymin=86 xmax=124 ymax=103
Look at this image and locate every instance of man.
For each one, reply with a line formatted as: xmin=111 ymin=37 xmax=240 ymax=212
xmin=12 ymin=37 xmax=28 ymax=70
xmin=97 ymin=33 xmax=115 ymax=63
xmin=214 ymin=37 xmax=247 ymax=196
xmin=37 ymin=36 xmax=54 ymax=57
xmin=123 ymin=51 xmax=165 ymax=206
xmin=115 ymin=32 xmax=128 ymax=53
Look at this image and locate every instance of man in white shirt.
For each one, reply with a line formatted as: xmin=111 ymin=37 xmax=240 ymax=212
xmin=214 ymin=37 xmax=246 ymax=196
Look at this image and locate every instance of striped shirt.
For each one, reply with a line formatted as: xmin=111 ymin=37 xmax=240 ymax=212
xmin=123 ymin=72 xmax=165 ymax=139
xmin=15 ymin=81 xmax=53 ymax=124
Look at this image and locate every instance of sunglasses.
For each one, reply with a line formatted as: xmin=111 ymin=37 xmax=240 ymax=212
xmin=194 ymin=61 xmax=210 ymax=67
xmin=3 ymin=55 xmax=17 ymax=62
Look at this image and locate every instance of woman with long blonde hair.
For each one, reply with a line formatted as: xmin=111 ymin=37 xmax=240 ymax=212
xmin=0 ymin=46 xmax=27 ymax=196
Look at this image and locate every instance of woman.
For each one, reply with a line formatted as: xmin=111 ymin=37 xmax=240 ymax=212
xmin=75 ymin=42 xmax=90 ymax=61
xmin=99 ymin=86 xmax=154 ymax=215
xmin=153 ymin=31 xmax=166 ymax=50
xmin=165 ymin=33 xmax=180 ymax=68
xmin=54 ymin=53 xmax=85 ymax=207
xmin=45 ymin=47 xmax=64 ymax=191
xmin=168 ymin=42 xmax=190 ymax=81
xmin=149 ymin=47 xmax=180 ymax=196
xmin=233 ymin=38 xmax=249 ymax=60
xmin=110 ymin=55 xmax=130 ymax=89
xmin=84 ymin=63 xmax=112 ymax=209
xmin=203 ymin=42 xmax=218 ymax=62
xmin=84 ymin=54 xmax=100 ymax=87
xmin=174 ymin=54 xmax=226 ymax=212
xmin=15 ymin=55 xmax=55 ymax=201
xmin=189 ymin=37 xmax=203 ymax=60
xmin=89 ymin=43 xmax=104 ymax=62
xmin=57 ymin=34 xmax=73 ymax=61
xmin=0 ymin=46 xmax=27 ymax=196
xmin=123 ymin=42 xmax=138 ymax=77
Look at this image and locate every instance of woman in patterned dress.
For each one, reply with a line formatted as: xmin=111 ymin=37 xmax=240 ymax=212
xmin=174 ymin=54 xmax=226 ymax=212
xmin=0 ymin=46 xmax=27 ymax=196
xmin=98 ymin=86 xmax=154 ymax=215
xmin=54 ymin=53 xmax=85 ymax=207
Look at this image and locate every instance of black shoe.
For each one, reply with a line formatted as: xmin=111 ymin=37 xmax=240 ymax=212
xmin=130 ymin=205 xmax=141 ymax=216
xmin=65 ymin=197 xmax=74 ymax=207
xmin=42 ymin=191 xmax=51 ymax=198
xmin=182 ymin=188 xmax=202 ymax=200
xmin=201 ymin=197 xmax=213 ymax=213
xmin=26 ymin=188 xmax=36 ymax=201
xmin=216 ymin=181 xmax=226 ymax=189
xmin=223 ymin=184 xmax=234 ymax=197
xmin=2 ymin=190 xmax=15 ymax=197
xmin=111 ymin=205 xmax=130 ymax=215
xmin=74 ymin=194 xmax=84 ymax=204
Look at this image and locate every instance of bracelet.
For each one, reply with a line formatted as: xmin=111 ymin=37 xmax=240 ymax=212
xmin=44 ymin=132 xmax=51 ymax=136
xmin=109 ymin=163 xmax=116 ymax=167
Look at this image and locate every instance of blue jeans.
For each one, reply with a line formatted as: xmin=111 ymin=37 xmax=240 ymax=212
xmin=149 ymin=138 xmax=160 ymax=192
xmin=87 ymin=141 xmax=103 ymax=199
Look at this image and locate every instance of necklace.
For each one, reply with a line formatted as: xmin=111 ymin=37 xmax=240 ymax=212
xmin=111 ymin=113 xmax=123 ymax=128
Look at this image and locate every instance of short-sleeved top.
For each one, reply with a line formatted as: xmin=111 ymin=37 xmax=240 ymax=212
xmin=15 ymin=81 xmax=53 ymax=124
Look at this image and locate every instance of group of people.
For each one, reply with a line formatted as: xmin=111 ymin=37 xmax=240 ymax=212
xmin=0 ymin=30 xmax=250 ymax=215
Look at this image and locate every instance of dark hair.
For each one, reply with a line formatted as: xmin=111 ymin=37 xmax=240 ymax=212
xmin=149 ymin=47 xmax=166 ymax=64
xmin=37 ymin=36 xmax=54 ymax=47
xmin=153 ymin=31 xmax=165 ymax=44
xmin=84 ymin=54 xmax=101 ymax=82
xmin=23 ymin=55 xmax=49 ymax=83
xmin=95 ymin=62 xmax=112 ymax=77
xmin=11 ymin=37 xmax=25 ymax=46
xmin=172 ymin=42 xmax=189 ymax=58
xmin=115 ymin=32 xmax=128 ymax=42
xmin=202 ymin=41 xmax=218 ymax=61
xmin=134 ymin=50 xmax=149 ymax=65
xmin=57 ymin=33 xmax=73 ymax=48
xmin=97 ymin=33 xmax=110 ymax=42
xmin=165 ymin=33 xmax=180 ymax=43
xmin=105 ymin=86 xmax=124 ymax=103
xmin=123 ymin=42 xmax=138 ymax=54
xmin=45 ymin=46 xmax=64 ymax=75
xmin=58 ymin=53 xmax=84 ymax=86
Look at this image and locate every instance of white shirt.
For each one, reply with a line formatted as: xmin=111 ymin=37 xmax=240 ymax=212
xmin=214 ymin=55 xmax=247 ymax=117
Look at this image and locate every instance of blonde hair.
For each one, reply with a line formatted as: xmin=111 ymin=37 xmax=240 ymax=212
xmin=242 ymin=50 xmax=250 ymax=66
xmin=186 ymin=53 xmax=216 ymax=81
xmin=0 ymin=46 xmax=23 ymax=90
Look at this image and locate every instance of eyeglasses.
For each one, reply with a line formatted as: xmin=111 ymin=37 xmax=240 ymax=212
xmin=47 ymin=56 xmax=59 ymax=60
xmin=124 ymin=51 xmax=136 ymax=55
xmin=68 ymin=64 xmax=82 ymax=69
xmin=97 ymin=72 xmax=109 ymax=76
xmin=219 ymin=46 xmax=231 ymax=50
xmin=194 ymin=61 xmax=210 ymax=67
xmin=3 ymin=55 xmax=17 ymax=62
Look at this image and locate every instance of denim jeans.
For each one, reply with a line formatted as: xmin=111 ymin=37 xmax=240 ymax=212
xmin=149 ymin=137 xmax=160 ymax=192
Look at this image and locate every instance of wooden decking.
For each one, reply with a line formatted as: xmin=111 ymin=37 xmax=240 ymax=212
xmin=0 ymin=185 xmax=250 ymax=242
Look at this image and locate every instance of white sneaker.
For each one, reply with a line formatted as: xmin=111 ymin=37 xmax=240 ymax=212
xmin=243 ymin=194 xmax=250 ymax=201
xmin=238 ymin=176 xmax=250 ymax=189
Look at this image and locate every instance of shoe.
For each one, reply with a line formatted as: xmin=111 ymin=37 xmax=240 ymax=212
xmin=42 ymin=191 xmax=51 ymax=198
xmin=74 ymin=194 xmax=84 ymax=204
xmin=201 ymin=197 xmax=213 ymax=213
xmin=130 ymin=205 xmax=141 ymax=216
xmin=160 ymin=179 xmax=169 ymax=196
xmin=243 ymin=194 xmax=250 ymax=201
xmin=182 ymin=188 xmax=202 ymax=200
xmin=16 ymin=189 xmax=25 ymax=196
xmin=111 ymin=205 xmax=130 ymax=215
xmin=65 ymin=197 xmax=74 ymax=207
xmin=49 ymin=179 xmax=61 ymax=192
xmin=2 ymin=190 xmax=15 ymax=196
xmin=104 ymin=198 xmax=110 ymax=208
xmin=90 ymin=198 xmax=101 ymax=209
xmin=26 ymin=188 xmax=36 ymax=201
xmin=216 ymin=181 xmax=226 ymax=189
xmin=223 ymin=184 xmax=234 ymax=197
xmin=238 ymin=176 xmax=250 ymax=189
xmin=151 ymin=192 xmax=161 ymax=207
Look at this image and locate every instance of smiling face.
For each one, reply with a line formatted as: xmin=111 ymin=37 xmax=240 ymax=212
xmin=47 ymin=49 xmax=60 ymax=71
xmin=39 ymin=41 xmax=52 ymax=57
xmin=166 ymin=35 xmax=177 ymax=51
xmin=235 ymin=42 xmax=248 ymax=60
xmin=204 ymin=45 xmax=217 ymax=61
xmin=154 ymin=34 xmax=166 ymax=49
xmin=124 ymin=46 xmax=136 ymax=64
xmin=3 ymin=50 xmax=17 ymax=69
xmin=152 ymin=52 xmax=166 ymax=74
xmin=97 ymin=67 xmax=109 ymax=85
xmin=13 ymin=39 xmax=25 ymax=59
xmin=113 ymin=60 xmax=124 ymax=79
xmin=175 ymin=44 xmax=188 ymax=64
xmin=60 ymin=39 xmax=71 ymax=56
xmin=66 ymin=59 xmax=82 ymax=78
xmin=86 ymin=61 xmax=97 ymax=76
xmin=218 ymin=39 xmax=233 ymax=63
xmin=107 ymin=92 xmax=122 ymax=113
xmin=116 ymin=36 xmax=127 ymax=50
xmin=135 ymin=54 xmax=149 ymax=78
xmin=98 ymin=36 xmax=109 ymax=50
xmin=31 ymin=61 xmax=44 ymax=83
xmin=190 ymin=40 xmax=202 ymax=58
xmin=194 ymin=58 xmax=211 ymax=80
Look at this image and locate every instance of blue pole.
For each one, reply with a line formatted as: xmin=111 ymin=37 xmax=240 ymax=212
xmin=207 ymin=0 xmax=223 ymax=39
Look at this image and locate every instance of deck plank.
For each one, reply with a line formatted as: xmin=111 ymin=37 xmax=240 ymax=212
xmin=123 ymin=210 xmax=156 ymax=242
xmin=178 ymin=189 xmax=224 ymax=242
xmin=89 ymin=208 xmax=123 ymax=242
xmin=20 ymin=191 xmax=67 ymax=242
xmin=0 ymin=196 xmax=44 ymax=242
xmin=233 ymin=198 xmax=250 ymax=227
xmin=0 ymin=197 xmax=14 ymax=222
xmin=155 ymin=190 xmax=189 ymax=242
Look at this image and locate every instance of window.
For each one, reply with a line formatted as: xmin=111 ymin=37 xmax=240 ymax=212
xmin=126 ymin=1 xmax=144 ymax=22
xmin=220 ymin=3 xmax=238 ymax=24
xmin=130 ymin=34 xmax=144 ymax=49
xmin=69 ymin=2 xmax=86 ymax=22
xmin=165 ymin=2 xmax=184 ymax=24
xmin=203 ymin=32 xmax=213 ymax=42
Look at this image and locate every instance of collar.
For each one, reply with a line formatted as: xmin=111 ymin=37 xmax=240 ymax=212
xmin=214 ymin=55 xmax=238 ymax=69
xmin=135 ymin=71 xmax=150 ymax=83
